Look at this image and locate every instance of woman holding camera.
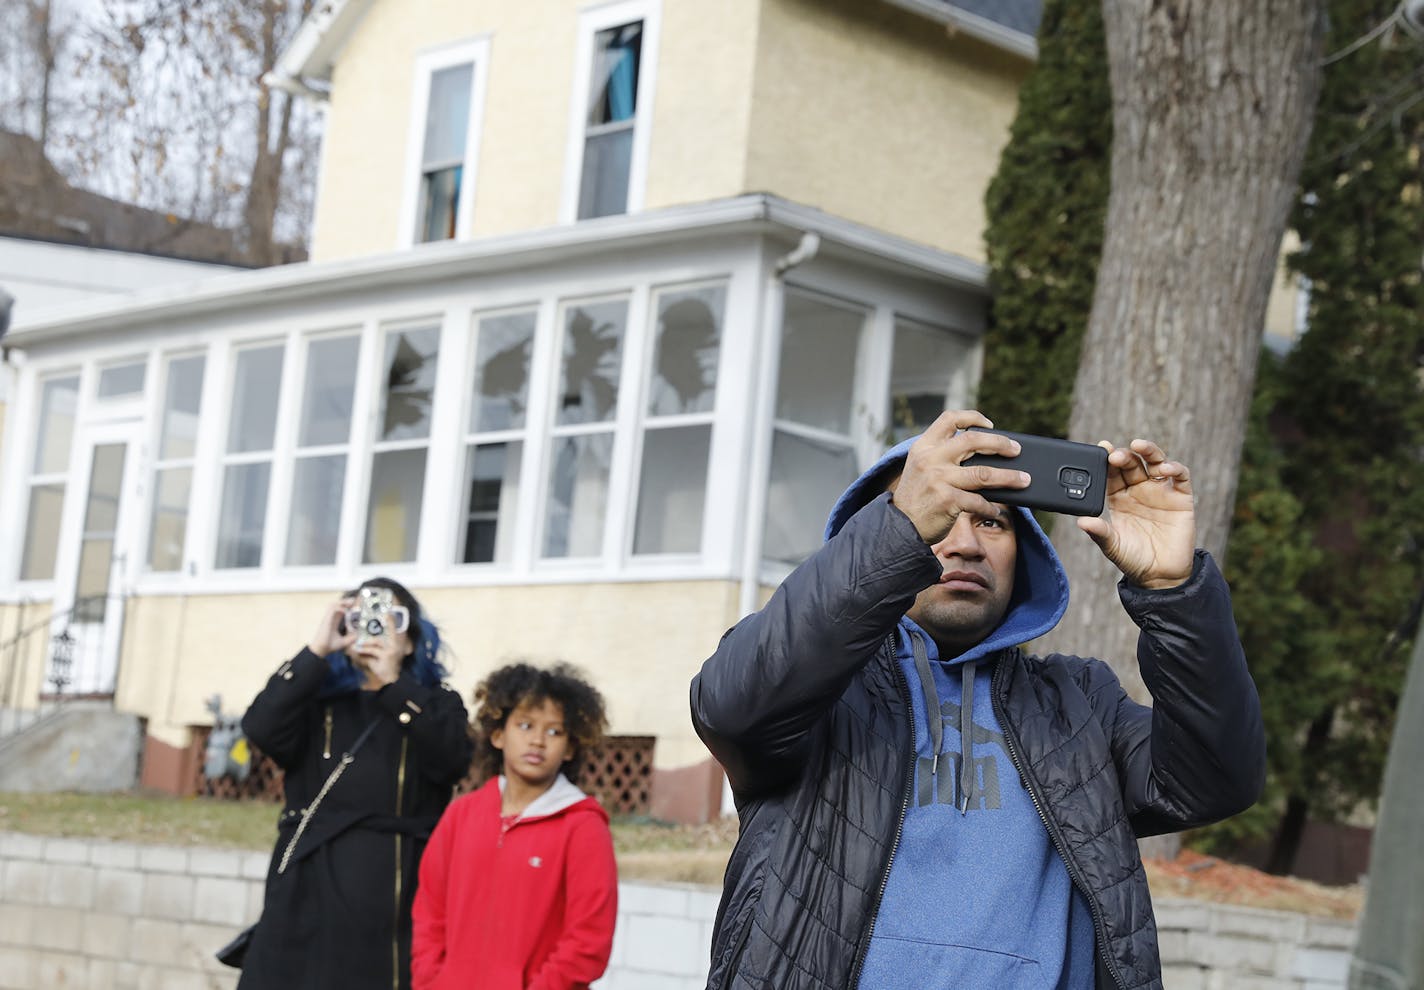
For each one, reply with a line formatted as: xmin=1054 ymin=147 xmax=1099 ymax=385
xmin=237 ymin=577 xmax=474 ymax=990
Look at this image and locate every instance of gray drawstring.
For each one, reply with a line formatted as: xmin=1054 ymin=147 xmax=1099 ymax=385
xmin=910 ymin=631 xmax=979 ymax=815
xmin=910 ymin=633 xmax=942 ymax=779
xmin=959 ymin=660 xmax=978 ymax=814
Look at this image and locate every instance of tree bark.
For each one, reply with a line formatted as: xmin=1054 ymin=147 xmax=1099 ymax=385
xmin=242 ymin=0 xmax=281 ymax=265
xmin=36 ymin=0 xmax=55 ymax=152
xmin=1038 ymin=0 xmax=1327 ymax=703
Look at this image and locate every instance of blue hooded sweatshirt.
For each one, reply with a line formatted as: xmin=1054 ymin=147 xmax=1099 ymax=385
xmin=824 ymin=437 xmax=1097 ymax=990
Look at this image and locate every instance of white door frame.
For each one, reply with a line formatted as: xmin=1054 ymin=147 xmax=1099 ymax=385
xmin=46 ymin=417 xmax=143 ymax=698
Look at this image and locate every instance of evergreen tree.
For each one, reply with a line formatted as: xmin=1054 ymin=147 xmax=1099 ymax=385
xmin=1207 ymin=354 xmax=1321 ymax=849
xmin=978 ymin=0 xmax=1110 ymax=439
xmin=1219 ymin=0 xmax=1424 ymax=873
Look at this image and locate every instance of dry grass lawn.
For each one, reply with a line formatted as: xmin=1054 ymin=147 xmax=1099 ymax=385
xmin=0 ymin=792 xmax=1361 ymax=919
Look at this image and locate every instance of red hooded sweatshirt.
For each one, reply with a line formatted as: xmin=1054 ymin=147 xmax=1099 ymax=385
xmin=412 ymin=775 xmax=617 ymax=990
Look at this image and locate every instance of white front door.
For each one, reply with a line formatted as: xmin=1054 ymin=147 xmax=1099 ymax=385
xmin=46 ymin=421 xmax=140 ymax=698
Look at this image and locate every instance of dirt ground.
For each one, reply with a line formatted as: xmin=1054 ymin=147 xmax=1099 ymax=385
xmin=614 ymin=819 xmax=1364 ymax=920
xmin=1144 ymin=849 xmax=1363 ymax=920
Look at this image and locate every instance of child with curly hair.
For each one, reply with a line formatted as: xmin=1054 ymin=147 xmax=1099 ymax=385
xmin=411 ymin=662 xmax=618 ymax=990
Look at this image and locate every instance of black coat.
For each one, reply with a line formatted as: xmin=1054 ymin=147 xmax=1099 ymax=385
xmin=238 ymin=648 xmax=474 ymax=990
xmin=690 ymin=497 xmax=1265 ymax=990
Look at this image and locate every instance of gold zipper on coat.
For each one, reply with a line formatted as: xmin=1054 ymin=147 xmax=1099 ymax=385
xmin=323 ymin=707 xmax=333 ymax=760
xmin=392 ymin=737 xmax=409 ymax=990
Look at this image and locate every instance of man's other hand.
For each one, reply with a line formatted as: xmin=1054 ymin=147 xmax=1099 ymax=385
xmin=1076 ymin=439 xmax=1195 ymax=589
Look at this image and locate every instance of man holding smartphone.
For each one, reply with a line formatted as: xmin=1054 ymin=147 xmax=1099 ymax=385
xmin=691 ymin=409 xmax=1264 ymax=990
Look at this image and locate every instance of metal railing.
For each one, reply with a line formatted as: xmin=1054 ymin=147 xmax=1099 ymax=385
xmin=0 ymin=592 xmax=127 ymax=740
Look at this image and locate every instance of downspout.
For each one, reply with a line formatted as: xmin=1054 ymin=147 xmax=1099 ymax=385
xmin=737 ymin=231 xmax=821 ymax=621
xmin=261 ymin=70 xmax=329 ymax=104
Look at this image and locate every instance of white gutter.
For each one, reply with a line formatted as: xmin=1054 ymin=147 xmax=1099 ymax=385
xmin=262 ymin=70 xmax=329 ymax=103
xmin=882 ymin=0 xmax=1038 ymax=61
xmin=6 ymin=195 xmax=987 ymax=345
xmin=738 ymin=232 xmax=822 ymax=621
xmin=265 ymin=0 xmax=373 ymax=102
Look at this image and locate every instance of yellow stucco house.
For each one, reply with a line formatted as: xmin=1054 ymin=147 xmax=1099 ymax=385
xmin=2 ymin=0 xmax=1146 ymax=820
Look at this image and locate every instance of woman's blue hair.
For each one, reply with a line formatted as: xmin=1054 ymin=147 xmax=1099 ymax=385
xmin=318 ymin=618 xmax=447 ymax=697
xmin=317 ymin=577 xmax=447 ymax=697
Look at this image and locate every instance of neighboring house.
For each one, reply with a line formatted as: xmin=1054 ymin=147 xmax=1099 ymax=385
xmin=0 ymin=128 xmax=249 ymax=476
xmin=0 ymin=0 xmax=1040 ymax=822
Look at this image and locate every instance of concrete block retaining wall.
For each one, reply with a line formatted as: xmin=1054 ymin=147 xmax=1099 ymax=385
xmin=0 ymin=831 xmax=1355 ymax=989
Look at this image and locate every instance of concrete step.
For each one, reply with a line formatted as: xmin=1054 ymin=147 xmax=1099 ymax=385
xmin=0 ymin=707 xmax=142 ymax=793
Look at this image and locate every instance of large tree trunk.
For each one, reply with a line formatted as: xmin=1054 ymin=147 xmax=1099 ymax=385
xmin=1038 ymin=0 xmax=1327 ymax=704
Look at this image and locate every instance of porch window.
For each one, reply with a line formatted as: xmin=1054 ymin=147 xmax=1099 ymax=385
xmin=888 ymin=317 xmax=974 ymax=443
xmin=542 ymin=297 xmax=629 ymax=558
xmin=364 ymin=325 xmax=439 ymax=564
xmin=577 ymin=20 xmax=643 ymax=220
xmin=216 ymin=343 xmax=285 ymax=569
xmin=147 ymin=354 xmax=206 ymax=572
xmin=632 ymin=281 xmax=725 ymax=555
xmin=96 ymin=360 xmax=146 ymax=399
xmin=286 ymin=334 xmax=359 ymax=566
xmin=460 ymin=308 xmax=537 ymax=564
xmin=762 ymin=291 xmax=865 ymax=566
xmin=19 ymin=374 xmax=80 ymax=580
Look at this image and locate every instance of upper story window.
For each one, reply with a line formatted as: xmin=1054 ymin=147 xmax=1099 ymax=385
xmin=566 ymin=1 xmax=659 ymax=222
xmin=402 ymin=39 xmax=490 ymax=247
xmin=19 ymin=374 xmax=80 ymax=581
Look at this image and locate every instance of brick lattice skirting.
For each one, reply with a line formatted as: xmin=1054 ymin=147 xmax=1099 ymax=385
xmin=0 ymin=830 xmax=1356 ymax=990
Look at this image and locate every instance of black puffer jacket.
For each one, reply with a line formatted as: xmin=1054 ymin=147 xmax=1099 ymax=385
xmin=690 ymin=494 xmax=1264 ymax=990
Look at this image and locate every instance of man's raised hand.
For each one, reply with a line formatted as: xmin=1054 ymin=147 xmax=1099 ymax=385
xmin=891 ymin=410 xmax=1030 ymax=544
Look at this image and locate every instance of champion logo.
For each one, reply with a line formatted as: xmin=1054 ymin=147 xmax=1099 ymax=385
xmin=529 ymin=856 xmax=543 ymax=868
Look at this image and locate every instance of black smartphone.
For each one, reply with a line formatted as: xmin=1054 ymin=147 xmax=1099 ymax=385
xmin=962 ymin=428 xmax=1108 ymax=516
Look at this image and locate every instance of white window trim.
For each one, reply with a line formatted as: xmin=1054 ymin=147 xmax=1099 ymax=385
xmin=210 ymin=338 xmax=287 ymax=572
xmin=559 ymin=0 xmax=662 ymax=224
xmin=753 ymin=281 xmax=984 ymax=584
xmin=624 ymin=278 xmax=729 ymax=562
xmin=449 ymin=302 xmax=542 ymax=570
xmin=358 ymin=318 xmax=445 ymax=566
xmin=93 ymin=356 xmax=148 ymax=402
xmin=7 ymin=369 xmax=83 ymax=590
xmin=276 ymin=327 xmax=366 ymax=573
xmin=396 ymin=36 xmax=493 ymax=249
xmin=534 ymin=290 xmax=640 ymax=565
xmin=143 ymin=350 xmax=214 ymax=577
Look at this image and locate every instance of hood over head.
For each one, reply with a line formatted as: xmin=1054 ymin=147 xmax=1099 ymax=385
xmin=824 ymin=434 xmax=1071 ymax=657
